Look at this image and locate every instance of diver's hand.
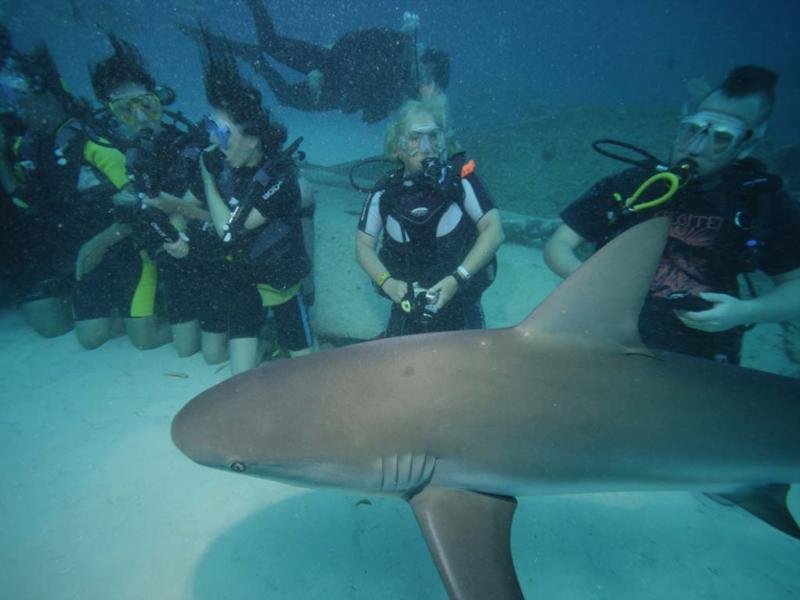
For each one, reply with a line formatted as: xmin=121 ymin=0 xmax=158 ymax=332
xmin=75 ymin=237 xmax=108 ymax=281
xmin=383 ymin=278 xmax=409 ymax=304
xmin=675 ymin=292 xmax=751 ymax=332
xmin=429 ymin=275 xmax=459 ymax=310
xmin=199 ymin=150 xmax=211 ymax=179
xmin=111 ymin=188 xmax=139 ymax=207
xmin=200 ymin=146 xmax=223 ymax=181
xmin=163 ymin=237 xmax=189 ymax=259
xmin=146 ymin=191 xmax=202 ymax=213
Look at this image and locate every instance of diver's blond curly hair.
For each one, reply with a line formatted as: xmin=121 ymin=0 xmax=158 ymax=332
xmin=384 ymin=94 xmax=450 ymax=161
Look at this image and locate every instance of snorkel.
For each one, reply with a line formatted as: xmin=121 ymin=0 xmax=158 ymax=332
xmin=591 ymin=139 xmax=698 ymax=223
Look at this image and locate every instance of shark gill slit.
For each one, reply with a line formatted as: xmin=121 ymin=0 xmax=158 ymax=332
xmin=381 ymin=453 xmax=438 ymax=492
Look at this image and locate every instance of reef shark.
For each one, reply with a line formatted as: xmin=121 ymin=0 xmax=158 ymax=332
xmin=172 ymin=217 xmax=800 ymax=599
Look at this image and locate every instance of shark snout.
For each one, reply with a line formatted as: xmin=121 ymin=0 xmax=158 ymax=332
xmin=171 ymin=402 xmax=199 ymax=461
xmin=171 ymin=388 xmax=277 ymax=470
xmin=170 ymin=399 xmax=225 ymax=466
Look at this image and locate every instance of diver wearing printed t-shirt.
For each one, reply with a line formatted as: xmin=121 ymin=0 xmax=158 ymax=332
xmin=196 ymin=29 xmax=315 ymax=376
xmin=544 ymin=65 xmax=800 ymax=365
xmin=357 ymin=98 xmax=504 ymax=337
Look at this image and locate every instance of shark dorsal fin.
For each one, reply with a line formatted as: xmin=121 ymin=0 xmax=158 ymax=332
xmin=520 ymin=217 xmax=670 ymax=352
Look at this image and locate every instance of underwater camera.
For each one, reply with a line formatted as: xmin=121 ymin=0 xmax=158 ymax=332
xmin=401 ymin=283 xmax=440 ymax=325
xmin=666 ymin=291 xmax=713 ymax=312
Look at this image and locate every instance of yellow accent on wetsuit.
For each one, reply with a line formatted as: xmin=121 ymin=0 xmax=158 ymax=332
xmin=257 ymin=281 xmax=302 ymax=307
xmin=11 ymin=136 xmax=31 ymax=184
xmin=129 ymin=251 xmax=158 ymax=318
xmin=82 ymin=139 xmax=129 ymax=190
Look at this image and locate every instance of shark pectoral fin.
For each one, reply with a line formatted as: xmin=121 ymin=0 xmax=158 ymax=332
xmin=714 ymin=484 xmax=800 ymax=540
xmin=409 ymin=487 xmax=523 ymax=600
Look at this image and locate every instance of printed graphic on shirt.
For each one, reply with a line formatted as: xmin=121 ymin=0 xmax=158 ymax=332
xmin=649 ymin=209 xmax=724 ymax=297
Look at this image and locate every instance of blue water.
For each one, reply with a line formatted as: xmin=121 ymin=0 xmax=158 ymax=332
xmin=2 ymin=2 xmax=800 ymax=599
xmin=5 ymin=0 xmax=800 ymax=162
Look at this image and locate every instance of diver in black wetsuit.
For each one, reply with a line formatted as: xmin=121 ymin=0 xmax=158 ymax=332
xmin=196 ymin=28 xmax=315 ymax=375
xmin=199 ymin=1 xmax=450 ymax=124
xmin=89 ymin=34 xmax=219 ymax=358
xmin=356 ymin=99 xmax=504 ymax=337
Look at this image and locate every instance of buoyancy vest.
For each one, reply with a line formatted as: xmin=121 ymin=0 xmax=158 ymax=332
xmin=376 ymin=153 xmax=497 ymax=293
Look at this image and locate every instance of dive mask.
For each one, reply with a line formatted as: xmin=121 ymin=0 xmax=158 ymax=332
xmin=674 ymin=111 xmax=763 ymax=161
xmin=0 ymin=62 xmax=31 ymax=112
xmin=203 ymin=115 xmax=232 ymax=150
xmin=399 ymin=125 xmax=445 ymax=158
xmin=108 ymin=92 xmax=162 ymax=128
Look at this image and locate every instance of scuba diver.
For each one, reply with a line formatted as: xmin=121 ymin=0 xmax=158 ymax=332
xmin=544 ymin=65 xmax=800 ymax=365
xmin=89 ymin=33 xmax=220 ymax=359
xmin=356 ymin=97 xmax=504 ymax=337
xmin=0 ymin=29 xmax=134 ymax=342
xmin=0 ymin=27 xmax=78 ymax=337
xmin=184 ymin=2 xmax=449 ymax=124
xmin=196 ymin=28 xmax=315 ymax=375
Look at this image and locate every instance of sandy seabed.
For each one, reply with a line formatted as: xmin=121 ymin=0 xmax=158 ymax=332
xmin=2 ymin=180 xmax=799 ymax=600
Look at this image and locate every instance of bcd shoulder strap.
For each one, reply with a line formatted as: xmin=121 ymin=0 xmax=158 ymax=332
xmin=719 ymin=159 xmax=783 ymax=273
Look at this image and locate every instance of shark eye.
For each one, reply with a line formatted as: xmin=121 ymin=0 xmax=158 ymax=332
xmin=230 ymin=461 xmax=247 ymax=472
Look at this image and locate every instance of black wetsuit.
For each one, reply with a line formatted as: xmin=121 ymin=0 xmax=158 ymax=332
xmin=358 ymin=158 xmax=497 ymax=337
xmin=196 ymin=148 xmax=313 ymax=348
xmin=560 ymin=161 xmax=800 ymax=363
xmin=123 ymin=122 xmax=204 ymax=200
xmin=1 ymin=119 xmax=121 ymax=304
xmin=121 ymin=122 xmax=207 ymax=326
xmin=244 ymin=0 xmax=417 ymax=124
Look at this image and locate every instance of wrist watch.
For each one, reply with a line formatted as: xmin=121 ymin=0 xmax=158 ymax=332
xmin=452 ymin=265 xmax=471 ymax=288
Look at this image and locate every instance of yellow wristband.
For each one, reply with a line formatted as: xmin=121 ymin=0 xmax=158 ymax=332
xmin=376 ymin=272 xmax=391 ymax=288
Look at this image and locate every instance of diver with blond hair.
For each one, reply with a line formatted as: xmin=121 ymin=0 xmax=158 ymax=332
xmin=356 ymin=98 xmax=504 ymax=336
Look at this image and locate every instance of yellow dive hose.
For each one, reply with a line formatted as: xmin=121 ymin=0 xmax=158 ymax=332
xmin=612 ymin=161 xmax=695 ymax=220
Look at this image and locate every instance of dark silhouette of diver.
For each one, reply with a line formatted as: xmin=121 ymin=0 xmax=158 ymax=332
xmin=183 ymin=1 xmax=449 ymax=124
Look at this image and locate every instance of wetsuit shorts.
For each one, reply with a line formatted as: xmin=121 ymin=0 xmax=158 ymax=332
xmin=207 ymin=261 xmax=314 ymax=351
xmin=268 ymin=290 xmax=314 ymax=352
xmin=73 ymin=241 xmax=158 ymax=321
xmin=159 ymin=256 xmax=222 ymax=326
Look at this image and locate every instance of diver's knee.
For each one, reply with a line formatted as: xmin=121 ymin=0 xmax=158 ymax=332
xmin=125 ymin=317 xmax=172 ymax=350
xmin=201 ymin=331 xmax=228 ymax=364
xmin=172 ymin=321 xmax=201 ymax=358
xmin=75 ymin=319 xmax=112 ymax=350
xmin=21 ymin=297 xmax=73 ymax=338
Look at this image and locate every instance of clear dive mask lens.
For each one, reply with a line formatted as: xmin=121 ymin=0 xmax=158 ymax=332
xmin=675 ymin=111 xmax=752 ymax=159
xmin=203 ymin=115 xmax=232 ymax=150
xmin=400 ymin=127 xmax=445 ymax=157
xmin=109 ymin=92 xmax=163 ymax=127
xmin=0 ymin=67 xmax=31 ymax=111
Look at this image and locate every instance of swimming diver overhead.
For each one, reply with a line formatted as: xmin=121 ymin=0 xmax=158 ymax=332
xmin=180 ymin=1 xmax=450 ymax=124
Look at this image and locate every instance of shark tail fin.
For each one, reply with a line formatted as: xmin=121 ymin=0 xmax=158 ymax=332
xmin=409 ymin=487 xmax=523 ymax=600
xmin=709 ymin=484 xmax=800 ymax=540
